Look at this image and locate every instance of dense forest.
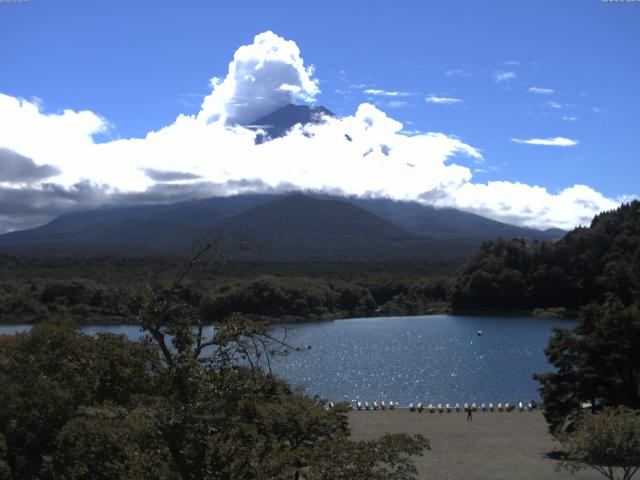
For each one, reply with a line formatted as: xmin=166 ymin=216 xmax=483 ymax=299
xmin=0 ymin=257 xmax=453 ymax=324
xmin=3 ymin=201 xmax=640 ymax=324
xmin=450 ymin=201 xmax=640 ymax=312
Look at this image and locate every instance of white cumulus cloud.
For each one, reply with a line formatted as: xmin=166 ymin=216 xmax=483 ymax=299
xmin=363 ymin=89 xmax=412 ymax=97
xmin=528 ymin=87 xmax=555 ymax=95
xmin=425 ymin=95 xmax=463 ymax=105
xmin=0 ymin=32 xmax=622 ymax=233
xmin=494 ymin=71 xmax=516 ymax=82
xmin=198 ymin=31 xmax=319 ymax=125
xmin=511 ymin=137 xmax=578 ymax=147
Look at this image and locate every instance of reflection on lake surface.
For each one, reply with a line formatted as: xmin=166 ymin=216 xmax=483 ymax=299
xmin=0 ymin=315 xmax=571 ymax=404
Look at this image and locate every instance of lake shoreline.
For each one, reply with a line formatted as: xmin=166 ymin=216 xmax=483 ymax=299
xmin=1 ymin=304 xmax=581 ymax=327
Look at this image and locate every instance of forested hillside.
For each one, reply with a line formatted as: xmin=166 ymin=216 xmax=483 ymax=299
xmin=0 ymin=257 xmax=453 ymax=324
xmin=450 ymin=201 xmax=640 ymax=312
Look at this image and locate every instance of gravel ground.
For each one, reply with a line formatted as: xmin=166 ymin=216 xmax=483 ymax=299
xmin=349 ymin=409 xmax=602 ymax=480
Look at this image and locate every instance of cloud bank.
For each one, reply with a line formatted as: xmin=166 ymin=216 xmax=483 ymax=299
xmin=0 ymin=31 xmax=621 ymax=234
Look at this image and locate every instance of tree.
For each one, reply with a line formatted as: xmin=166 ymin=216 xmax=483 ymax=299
xmin=0 ymin=435 xmax=9 ymax=480
xmin=0 ymin=244 xmax=428 ymax=479
xmin=134 ymin=244 xmax=428 ymax=479
xmin=558 ymin=408 xmax=640 ymax=480
xmin=307 ymin=433 xmax=429 ymax=480
xmin=0 ymin=317 xmax=159 ymax=479
xmin=535 ymin=299 xmax=640 ymax=433
xmin=44 ymin=405 xmax=173 ymax=480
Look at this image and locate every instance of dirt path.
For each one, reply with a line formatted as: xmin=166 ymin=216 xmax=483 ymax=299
xmin=349 ymin=409 xmax=601 ymax=480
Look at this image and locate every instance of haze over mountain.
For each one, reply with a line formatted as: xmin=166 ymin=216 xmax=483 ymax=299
xmin=0 ymin=193 xmax=563 ymax=261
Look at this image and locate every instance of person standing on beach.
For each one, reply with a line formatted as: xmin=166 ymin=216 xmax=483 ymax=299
xmin=467 ymin=407 xmax=473 ymax=421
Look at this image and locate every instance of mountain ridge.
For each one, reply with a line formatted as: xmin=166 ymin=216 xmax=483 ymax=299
xmin=0 ymin=192 xmax=564 ymax=260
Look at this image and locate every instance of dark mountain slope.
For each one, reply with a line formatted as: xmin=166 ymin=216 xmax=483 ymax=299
xmin=0 ymin=192 xmax=563 ymax=260
xmin=340 ymin=196 xmax=563 ymax=242
xmin=214 ymin=194 xmax=471 ymax=261
xmin=0 ymin=195 xmax=278 ymax=255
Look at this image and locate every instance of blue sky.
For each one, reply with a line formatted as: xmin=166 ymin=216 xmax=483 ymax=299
xmin=0 ymin=0 xmax=638 ymax=232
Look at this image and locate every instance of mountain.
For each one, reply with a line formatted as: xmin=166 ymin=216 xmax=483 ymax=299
xmin=0 ymin=195 xmax=274 ymax=255
xmin=246 ymin=103 xmax=335 ymax=142
xmin=340 ymin=196 xmax=562 ymax=242
xmin=213 ymin=194 xmax=469 ymax=261
xmin=0 ymin=193 xmax=564 ymax=260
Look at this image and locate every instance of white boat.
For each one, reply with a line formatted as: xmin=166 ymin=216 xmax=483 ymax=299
xmin=409 ymin=403 xmax=415 ymax=412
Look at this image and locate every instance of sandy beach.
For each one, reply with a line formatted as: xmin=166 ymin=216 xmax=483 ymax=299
xmin=349 ymin=409 xmax=602 ymax=480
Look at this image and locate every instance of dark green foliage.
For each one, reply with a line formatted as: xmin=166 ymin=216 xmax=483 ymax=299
xmin=307 ymin=433 xmax=429 ymax=480
xmin=557 ymin=407 xmax=640 ymax=480
xmin=535 ymin=300 xmax=640 ymax=433
xmin=0 ymin=434 xmax=9 ymax=480
xmin=0 ymin=318 xmax=160 ymax=479
xmin=0 ymin=256 xmax=454 ymax=324
xmin=46 ymin=405 xmax=173 ymax=480
xmin=450 ymin=201 xmax=640 ymax=312
xmin=0 ymin=251 xmax=428 ymax=479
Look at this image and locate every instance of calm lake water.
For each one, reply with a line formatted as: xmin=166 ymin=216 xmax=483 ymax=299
xmin=0 ymin=315 xmax=571 ymax=405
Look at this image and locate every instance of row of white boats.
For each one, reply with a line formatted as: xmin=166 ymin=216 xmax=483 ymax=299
xmin=342 ymin=400 xmax=538 ymax=412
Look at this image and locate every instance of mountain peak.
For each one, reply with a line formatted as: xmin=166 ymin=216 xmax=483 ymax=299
xmin=245 ymin=104 xmax=335 ymax=142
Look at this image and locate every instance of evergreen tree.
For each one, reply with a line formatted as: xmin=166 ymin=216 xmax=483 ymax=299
xmin=535 ymin=299 xmax=640 ymax=433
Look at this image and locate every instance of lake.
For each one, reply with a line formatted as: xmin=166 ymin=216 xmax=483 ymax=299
xmin=0 ymin=314 xmax=571 ymax=405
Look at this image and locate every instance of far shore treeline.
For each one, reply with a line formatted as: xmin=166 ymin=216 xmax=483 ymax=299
xmin=0 ymin=201 xmax=638 ymax=325
xmin=1 ymin=201 xmax=639 ymax=325
xmin=0 ymin=259 xmax=453 ymax=325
